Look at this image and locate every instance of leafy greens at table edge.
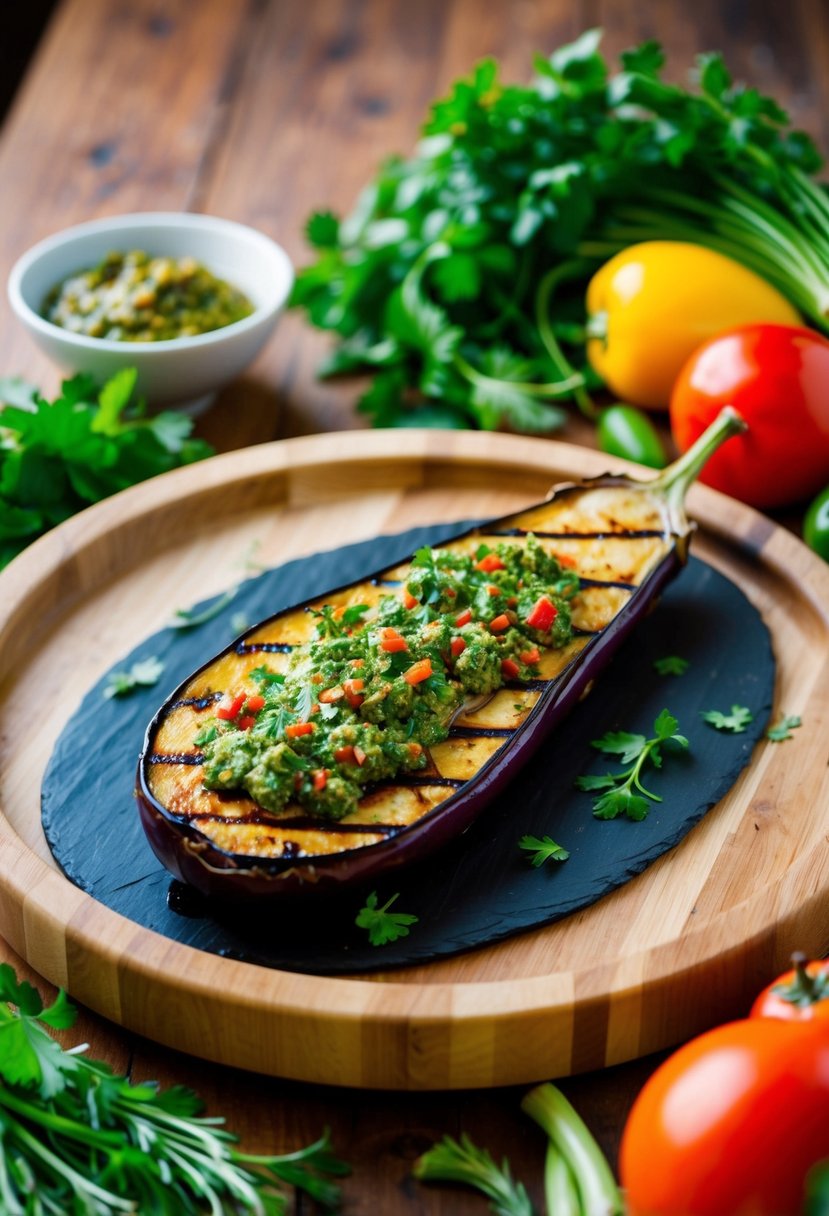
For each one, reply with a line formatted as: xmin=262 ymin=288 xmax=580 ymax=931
xmin=0 ymin=367 xmax=213 ymax=571
xmin=291 ymin=30 xmax=829 ymax=432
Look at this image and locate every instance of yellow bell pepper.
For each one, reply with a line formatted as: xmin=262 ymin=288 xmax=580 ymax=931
xmin=585 ymin=241 xmax=800 ymax=409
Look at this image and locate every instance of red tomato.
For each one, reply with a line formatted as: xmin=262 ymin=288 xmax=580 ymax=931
xmin=751 ymin=955 xmax=829 ymax=1023
xmin=619 ymin=1019 xmax=829 ymax=1215
xmin=669 ymin=324 xmax=829 ymax=508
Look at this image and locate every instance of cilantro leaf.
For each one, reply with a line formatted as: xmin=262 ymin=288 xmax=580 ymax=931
xmin=653 ymin=655 xmax=690 ymax=677
xmin=766 ymin=714 xmax=801 ymax=742
xmin=355 ymin=891 xmax=419 ymax=946
xmin=104 ymin=656 xmax=164 ymax=699
xmin=518 ymin=835 xmax=570 ymax=866
xmin=700 ymin=704 xmax=753 ymax=733
xmin=578 ymin=709 xmax=689 ymax=821
xmin=249 ymin=665 xmax=286 ymax=689
xmin=306 ymin=209 xmax=340 ymax=249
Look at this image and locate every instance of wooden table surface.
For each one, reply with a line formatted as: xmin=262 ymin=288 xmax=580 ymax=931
xmin=1 ymin=1 xmax=826 ymax=1208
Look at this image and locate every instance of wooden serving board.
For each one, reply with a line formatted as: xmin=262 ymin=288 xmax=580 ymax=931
xmin=1 ymin=431 xmax=827 ymax=1091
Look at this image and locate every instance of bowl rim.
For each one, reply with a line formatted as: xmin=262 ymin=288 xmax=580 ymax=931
xmin=7 ymin=211 xmax=295 ymax=353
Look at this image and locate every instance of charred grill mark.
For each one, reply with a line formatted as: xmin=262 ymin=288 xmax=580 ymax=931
xmin=489 ymin=528 xmax=667 ymax=540
xmin=449 ymin=725 xmax=516 ymax=738
xmin=578 ymin=576 xmax=637 ymax=591
xmin=190 ymin=811 xmax=403 ymax=835
xmin=383 ymin=775 xmax=465 ymax=788
xmin=573 ymin=627 xmax=600 ymax=637
xmin=235 ymin=641 xmax=294 ymax=654
xmin=169 ymin=693 xmax=222 ymax=711
xmin=150 ymin=752 xmax=204 ymax=765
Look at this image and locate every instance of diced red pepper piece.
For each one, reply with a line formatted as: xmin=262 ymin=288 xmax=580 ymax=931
xmin=403 ymin=658 xmax=433 ymax=685
xmin=237 ymin=715 xmax=257 ymax=731
xmin=555 ymin=552 xmax=577 ymax=569
xmin=380 ymin=627 xmax=408 ymax=653
xmin=407 ymin=742 xmax=423 ymax=759
xmin=489 ymin=613 xmax=510 ymax=634
xmin=353 ymin=744 xmax=367 ymax=767
xmin=403 ymin=590 xmax=419 ymax=610
xmin=334 ymin=745 xmax=356 ymax=765
xmin=445 ymin=587 xmax=457 ymax=598
xmin=350 ymin=658 xmax=364 ymax=668
xmin=506 ymin=596 xmax=518 ymax=608
xmin=487 ymin=584 xmax=502 ymax=597
xmin=313 ymin=768 xmax=329 ymax=791
xmin=526 ymin=596 xmax=558 ymax=632
xmin=476 ymin=553 xmax=505 ymax=572
xmin=520 ymin=648 xmax=541 ymax=665
xmin=450 ymin=637 xmax=466 ymax=658
xmin=245 ymin=694 xmax=266 ymax=713
xmin=286 ymin=722 xmax=315 ymax=738
xmin=217 ymin=692 xmax=246 ymax=721
xmin=455 ymin=608 xmax=473 ymax=627
xmin=343 ymin=678 xmax=365 ymax=707
xmin=318 ymin=686 xmax=344 ymax=704
xmin=501 ymin=658 xmax=521 ymax=680
xmin=311 ymin=673 xmax=324 ymax=685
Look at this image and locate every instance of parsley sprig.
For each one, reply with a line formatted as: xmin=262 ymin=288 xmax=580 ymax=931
xmin=575 ymin=709 xmax=689 ymax=820
xmin=700 ymin=704 xmax=753 ymax=733
xmin=103 ymin=656 xmax=164 ymax=699
xmin=766 ymin=713 xmax=801 ymax=742
xmin=414 ymin=1134 xmax=534 ymax=1216
xmin=518 ymin=835 xmax=570 ymax=867
xmin=355 ymin=891 xmax=419 ymax=946
xmin=0 ymin=369 xmax=212 ymax=570
xmin=0 ymin=965 xmax=348 ymax=1214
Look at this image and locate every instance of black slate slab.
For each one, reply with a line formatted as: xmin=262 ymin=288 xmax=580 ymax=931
xmin=41 ymin=524 xmax=775 ymax=974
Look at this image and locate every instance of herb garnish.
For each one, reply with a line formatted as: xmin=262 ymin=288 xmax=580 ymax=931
xmin=0 ymin=369 xmax=212 ymax=570
xmin=766 ymin=714 xmax=801 ymax=742
xmin=103 ymin=656 xmax=164 ymax=699
xmin=414 ymin=1134 xmax=534 ymax=1216
xmin=700 ymin=705 xmax=753 ymax=733
xmin=653 ymin=655 xmax=690 ymax=676
xmin=575 ymin=709 xmax=689 ymax=820
xmin=355 ymin=891 xmax=419 ymax=946
xmin=518 ymin=835 xmax=570 ymax=867
xmin=292 ymin=34 xmax=828 ymax=431
xmin=0 ymin=964 xmax=348 ymax=1214
xmin=172 ymin=586 xmax=238 ymax=629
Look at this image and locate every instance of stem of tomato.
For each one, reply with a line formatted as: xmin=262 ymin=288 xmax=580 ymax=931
xmin=648 ymin=405 xmax=747 ymax=517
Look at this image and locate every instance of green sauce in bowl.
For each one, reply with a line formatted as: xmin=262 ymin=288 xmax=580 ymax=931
xmin=43 ymin=250 xmax=254 ymax=342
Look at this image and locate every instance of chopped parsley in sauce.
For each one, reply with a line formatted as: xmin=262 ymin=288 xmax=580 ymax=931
xmin=199 ymin=536 xmax=578 ymax=820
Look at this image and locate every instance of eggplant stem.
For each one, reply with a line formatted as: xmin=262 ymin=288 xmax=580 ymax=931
xmin=649 ymin=406 xmax=747 ymax=516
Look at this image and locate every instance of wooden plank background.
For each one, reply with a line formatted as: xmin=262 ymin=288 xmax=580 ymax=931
xmin=1 ymin=0 xmax=827 ymax=1208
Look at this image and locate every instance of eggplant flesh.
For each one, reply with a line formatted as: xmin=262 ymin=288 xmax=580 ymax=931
xmin=137 ymin=481 xmax=691 ymax=901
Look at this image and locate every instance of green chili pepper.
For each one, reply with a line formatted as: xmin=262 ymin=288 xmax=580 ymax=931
xmin=804 ymin=485 xmax=829 ymax=561
xmin=597 ymin=405 xmax=668 ymax=469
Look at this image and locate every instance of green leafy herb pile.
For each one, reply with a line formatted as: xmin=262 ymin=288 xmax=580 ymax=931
xmin=292 ymin=30 xmax=828 ymax=431
xmin=0 ymin=964 xmax=348 ymax=1214
xmin=0 ymin=367 xmax=213 ymax=569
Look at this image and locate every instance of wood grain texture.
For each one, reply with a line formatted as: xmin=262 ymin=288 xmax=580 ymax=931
xmin=0 ymin=431 xmax=827 ymax=1091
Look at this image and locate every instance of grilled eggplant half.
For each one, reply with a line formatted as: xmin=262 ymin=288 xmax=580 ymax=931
xmin=137 ymin=410 xmax=743 ymax=900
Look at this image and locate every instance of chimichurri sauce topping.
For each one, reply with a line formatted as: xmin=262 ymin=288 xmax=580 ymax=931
xmin=198 ymin=536 xmax=579 ymax=820
xmin=44 ymin=250 xmax=253 ymax=341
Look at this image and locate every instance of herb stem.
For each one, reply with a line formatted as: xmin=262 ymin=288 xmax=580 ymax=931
xmin=534 ymin=260 xmax=601 ymax=419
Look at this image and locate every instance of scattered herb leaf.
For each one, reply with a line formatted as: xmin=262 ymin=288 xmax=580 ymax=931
xmin=171 ymin=586 xmax=238 ymax=629
xmin=249 ymin=665 xmax=287 ymax=689
xmin=575 ymin=708 xmax=689 ymax=820
xmin=413 ymin=1133 xmax=534 ymax=1216
xmin=193 ymin=723 xmax=218 ymax=747
xmin=355 ymin=891 xmax=419 ymax=946
xmin=700 ymin=704 xmax=754 ymax=733
xmin=653 ymin=655 xmax=690 ymax=676
xmin=104 ymin=656 xmax=164 ymax=699
xmin=518 ymin=835 xmax=570 ymax=867
xmin=230 ymin=611 xmax=250 ymax=635
xmin=766 ymin=713 xmax=802 ymax=742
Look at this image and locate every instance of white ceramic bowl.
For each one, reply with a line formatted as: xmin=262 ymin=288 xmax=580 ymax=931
xmin=7 ymin=212 xmax=294 ymax=412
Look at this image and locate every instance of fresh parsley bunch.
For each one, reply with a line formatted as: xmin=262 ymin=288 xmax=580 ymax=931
xmin=0 ymin=965 xmax=348 ymax=1214
xmin=0 ymin=367 xmax=213 ymax=569
xmin=292 ymin=31 xmax=828 ymax=431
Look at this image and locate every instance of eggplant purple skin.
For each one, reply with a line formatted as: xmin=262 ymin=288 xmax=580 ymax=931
xmin=135 ymin=477 xmax=688 ymax=902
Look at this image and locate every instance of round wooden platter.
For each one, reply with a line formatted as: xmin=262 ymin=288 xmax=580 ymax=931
xmin=1 ymin=430 xmax=828 ymax=1091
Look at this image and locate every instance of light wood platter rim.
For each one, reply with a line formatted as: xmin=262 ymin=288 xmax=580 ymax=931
xmin=2 ymin=429 xmax=828 ymax=1090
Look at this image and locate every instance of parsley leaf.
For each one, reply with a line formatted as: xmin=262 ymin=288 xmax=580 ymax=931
xmin=104 ymin=656 xmax=164 ymax=699
xmin=653 ymin=655 xmax=690 ymax=676
xmin=249 ymin=665 xmax=286 ymax=689
xmin=172 ymin=586 xmax=237 ymax=629
xmin=355 ymin=891 xmax=419 ymax=946
xmin=766 ymin=713 xmax=801 ymax=742
xmin=518 ymin=835 xmax=570 ymax=867
xmin=700 ymin=704 xmax=753 ymax=733
xmin=576 ymin=709 xmax=689 ymax=820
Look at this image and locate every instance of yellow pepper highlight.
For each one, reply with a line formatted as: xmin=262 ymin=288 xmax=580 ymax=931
xmin=585 ymin=241 xmax=800 ymax=409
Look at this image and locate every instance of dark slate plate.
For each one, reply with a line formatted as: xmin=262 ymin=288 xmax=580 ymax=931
xmin=42 ymin=524 xmax=774 ymax=975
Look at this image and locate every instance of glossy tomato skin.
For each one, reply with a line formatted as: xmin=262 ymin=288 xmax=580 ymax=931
xmin=751 ymin=959 xmax=829 ymax=1022
xmin=619 ymin=1019 xmax=829 ymax=1216
xmin=669 ymin=323 xmax=829 ymax=508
